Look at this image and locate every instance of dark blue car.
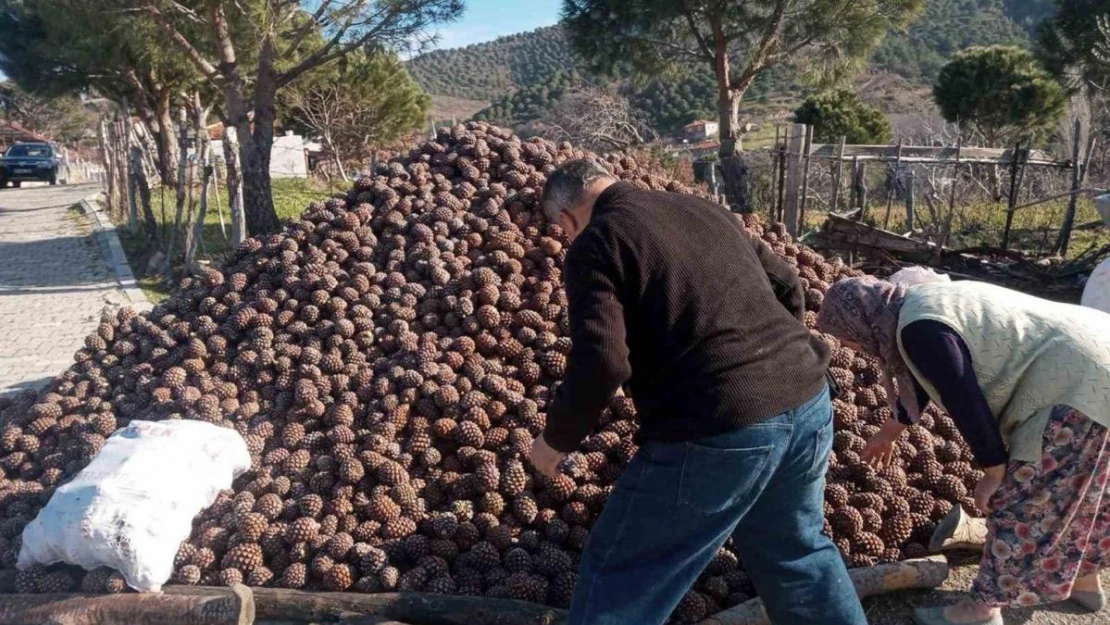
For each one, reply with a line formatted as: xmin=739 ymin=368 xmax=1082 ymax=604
xmin=0 ymin=142 xmax=61 ymax=188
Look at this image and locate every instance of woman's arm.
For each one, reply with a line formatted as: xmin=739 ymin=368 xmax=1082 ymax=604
xmin=899 ymin=320 xmax=1009 ymax=467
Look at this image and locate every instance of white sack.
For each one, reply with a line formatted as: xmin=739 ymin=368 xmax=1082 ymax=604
xmin=18 ymin=420 xmax=250 ymax=592
xmin=889 ymin=266 xmax=952 ymax=287
xmin=1082 ymin=257 xmax=1110 ymax=315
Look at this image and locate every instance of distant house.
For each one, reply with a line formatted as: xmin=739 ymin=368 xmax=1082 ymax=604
xmin=683 ymin=120 xmax=719 ymax=141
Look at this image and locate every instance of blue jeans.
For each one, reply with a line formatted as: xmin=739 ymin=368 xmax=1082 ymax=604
xmin=569 ymin=387 xmax=866 ymax=625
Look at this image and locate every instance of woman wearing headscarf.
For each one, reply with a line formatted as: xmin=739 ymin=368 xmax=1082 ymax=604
xmin=817 ymin=276 xmax=1110 ymax=625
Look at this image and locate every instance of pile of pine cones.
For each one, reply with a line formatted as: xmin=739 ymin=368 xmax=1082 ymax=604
xmin=0 ymin=123 xmax=982 ymax=623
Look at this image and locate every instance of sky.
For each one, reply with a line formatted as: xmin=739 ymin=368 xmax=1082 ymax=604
xmin=428 ymin=0 xmax=563 ymax=51
xmin=0 ymin=2 xmax=563 ymax=79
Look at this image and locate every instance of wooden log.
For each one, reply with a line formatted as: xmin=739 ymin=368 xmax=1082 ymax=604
xmin=165 ymin=587 xmax=566 ymax=625
xmin=0 ymin=583 xmax=252 ymax=625
xmin=813 ymin=213 xmax=942 ymax=263
xmin=697 ymin=557 xmax=949 ymax=625
xmin=339 ymin=616 xmax=416 ymax=625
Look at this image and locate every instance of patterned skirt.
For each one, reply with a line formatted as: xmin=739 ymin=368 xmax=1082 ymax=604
xmin=971 ymin=406 xmax=1110 ymax=607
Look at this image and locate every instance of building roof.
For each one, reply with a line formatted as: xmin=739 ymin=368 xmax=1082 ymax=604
xmin=0 ymin=119 xmax=49 ymax=145
xmin=683 ymin=120 xmax=717 ymax=130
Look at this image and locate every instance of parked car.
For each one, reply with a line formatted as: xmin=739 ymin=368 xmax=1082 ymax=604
xmin=0 ymin=142 xmax=62 ymax=188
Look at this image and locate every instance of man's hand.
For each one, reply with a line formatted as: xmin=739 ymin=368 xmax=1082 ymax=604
xmin=974 ymin=464 xmax=1007 ymax=512
xmin=861 ymin=417 xmax=909 ymax=470
xmin=529 ymin=434 xmax=567 ymax=479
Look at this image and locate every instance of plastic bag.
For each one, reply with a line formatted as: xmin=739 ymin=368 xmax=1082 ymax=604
xmin=889 ymin=266 xmax=952 ymax=287
xmin=1082 ymin=257 xmax=1110 ymax=315
xmin=1096 ymin=193 xmax=1110 ymax=228
xmin=18 ymin=420 xmax=250 ymax=592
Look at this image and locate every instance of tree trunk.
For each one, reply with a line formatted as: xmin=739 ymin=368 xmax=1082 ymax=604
xmin=717 ymin=92 xmax=751 ymax=214
xmin=326 ymin=133 xmax=349 ymax=183
xmin=712 ymin=32 xmax=751 ymax=213
xmin=98 ymin=118 xmax=120 ymax=217
xmin=162 ymin=107 xmax=191 ymax=278
xmin=243 ymin=78 xmax=282 ymax=234
xmin=223 ymin=126 xmax=247 ymax=246
xmin=155 ymin=89 xmax=179 ymax=186
xmin=120 ymin=102 xmax=139 ymax=233
xmin=184 ymin=96 xmax=209 ymax=272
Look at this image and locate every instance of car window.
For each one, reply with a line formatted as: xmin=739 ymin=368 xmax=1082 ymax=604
xmin=5 ymin=145 xmax=53 ymax=158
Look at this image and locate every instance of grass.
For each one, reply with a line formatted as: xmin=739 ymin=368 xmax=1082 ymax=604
xmin=116 ymin=177 xmax=348 ymax=303
xmin=800 ymin=195 xmax=1110 ymax=261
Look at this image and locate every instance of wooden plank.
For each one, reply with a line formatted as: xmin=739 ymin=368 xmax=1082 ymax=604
xmin=815 ymin=214 xmax=939 ymax=261
xmin=783 ymin=123 xmax=806 ymax=235
xmin=806 ymin=143 xmax=1060 ymax=165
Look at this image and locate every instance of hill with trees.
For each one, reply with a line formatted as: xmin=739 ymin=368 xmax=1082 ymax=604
xmin=407 ymin=0 xmax=1055 ymax=136
xmin=406 ymin=25 xmax=580 ymax=102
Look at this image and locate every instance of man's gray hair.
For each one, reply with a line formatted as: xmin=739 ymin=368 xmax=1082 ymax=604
xmin=542 ymin=158 xmax=615 ymax=221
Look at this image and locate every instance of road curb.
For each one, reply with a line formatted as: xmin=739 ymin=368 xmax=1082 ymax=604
xmin=77 ymin=194 xmax=152 ymax=312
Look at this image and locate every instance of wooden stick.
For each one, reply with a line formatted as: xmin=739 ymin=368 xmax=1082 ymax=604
xmin=698 ymin=557 xmax=949 ymax=625
xmin=0 ymin=584 xmax=252 ymax=625
xmin=164 ymin=587 xmax=566 ymax=625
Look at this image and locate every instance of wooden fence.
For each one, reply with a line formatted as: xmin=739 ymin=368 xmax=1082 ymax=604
xmin=765 ymin=122 xmax=1098 ymax=256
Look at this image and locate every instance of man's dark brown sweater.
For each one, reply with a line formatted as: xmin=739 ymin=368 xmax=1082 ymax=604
xmin=542 ymin=182 xmax=831 ymax=453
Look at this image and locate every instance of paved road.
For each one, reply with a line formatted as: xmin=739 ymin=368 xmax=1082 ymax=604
xmin=0 ymin=183 xmax=131 ymax=395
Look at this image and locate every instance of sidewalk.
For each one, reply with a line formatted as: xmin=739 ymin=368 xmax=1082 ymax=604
xmin=0 ymin=183 xmax=134 ymax=395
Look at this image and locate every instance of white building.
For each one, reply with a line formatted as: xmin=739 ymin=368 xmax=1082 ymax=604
xmin=683 ymin=120 xmax=720 ymax=141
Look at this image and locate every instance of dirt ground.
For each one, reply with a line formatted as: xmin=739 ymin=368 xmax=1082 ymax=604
xmin=862 ymin=554 xmax=1110 ymax=624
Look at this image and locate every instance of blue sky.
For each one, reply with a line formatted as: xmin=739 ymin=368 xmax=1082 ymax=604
xmin=429 ymin=0 xmax=562 ymax=50
xmin=0 ymin=2 xmax=562 ymax=80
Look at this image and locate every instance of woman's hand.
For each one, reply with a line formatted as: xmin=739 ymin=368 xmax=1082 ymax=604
xmin=974 ymin=464 xmax=1007 ymax=512
xmin=529 ymin=434 xmax=567 ymax=479
xmin=861 ymin=417 xmax=909 ymax=470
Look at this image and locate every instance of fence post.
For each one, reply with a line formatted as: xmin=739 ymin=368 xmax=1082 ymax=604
xmin=934 ymin=137 xmax=962 ymax=264
xmin=904 ymin=168 xmax=915 ymax=231
xmin=1001 ymin=138 xmax=1027 ymax=251
xmin=851 ymin=158 xmax=867 ymax=218
xmin=783 ymin=123 xmax=806 ymax=235
xmin=775 ymin=126 xmax=788 ymax=223
xmin=829 ymin=136 xmax=847 ymax=212
xmin=1055 ymin=119 xmax=1084 ymax=256
xmin=798 ymin=125 xmax=814 ymax=232
xmin=770 ymin=125 xmax=780 ymax=222
xmin=883 ymin=139 xmax=903 ymax=229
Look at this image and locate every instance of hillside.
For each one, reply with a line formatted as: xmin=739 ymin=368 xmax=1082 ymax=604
xmin=407 ymin=0 xmax=1050 ymax=135
xmin=406 ymin=25 xmax=579 ymax=102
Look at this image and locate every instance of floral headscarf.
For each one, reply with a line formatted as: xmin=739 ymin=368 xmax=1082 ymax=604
xmin=817 ymin=277 xmax=922 ymax=423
